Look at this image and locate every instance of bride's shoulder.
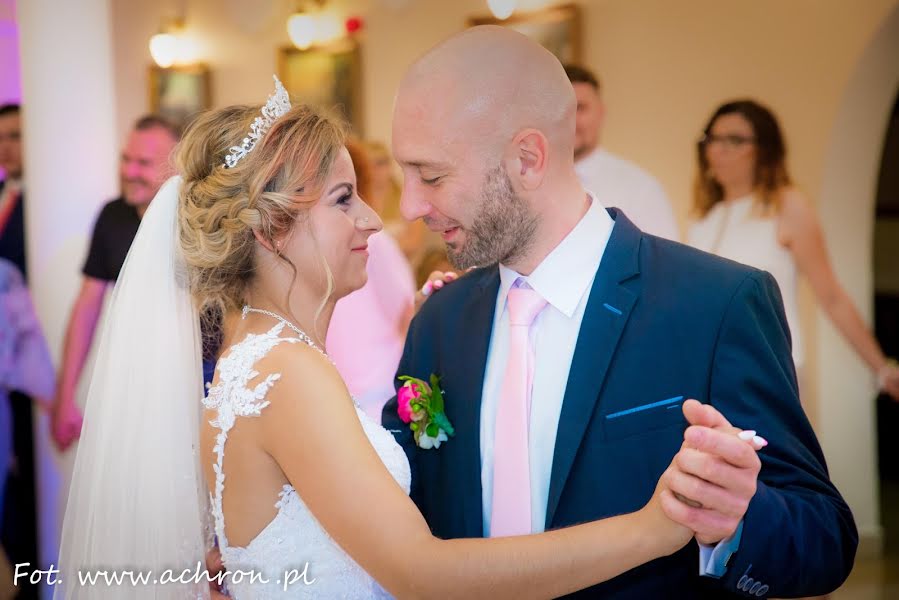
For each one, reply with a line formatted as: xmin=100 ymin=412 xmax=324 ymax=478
xmin=255 ymin=342 xmax=357 ymax=455
xmin=254 ymin=339 xmax=351 ymax=413
xmin=216 ymin=324 xmax=338 ymax=382
xmin=256 ymin=335 xmax=333 ymax=373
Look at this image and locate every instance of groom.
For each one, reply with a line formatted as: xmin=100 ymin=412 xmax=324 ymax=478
xmin=383 ymin=26 xmax=856 ymax=598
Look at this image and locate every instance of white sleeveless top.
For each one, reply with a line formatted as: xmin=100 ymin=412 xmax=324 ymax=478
xmin=203 ymin=322 xmax=412 ymax=598
xmin=687 ymin=195 xmax=802 ymax=367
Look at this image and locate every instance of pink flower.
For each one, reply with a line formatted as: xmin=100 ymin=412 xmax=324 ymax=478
xmin=397 ymin=381 xmax=422 ymax=424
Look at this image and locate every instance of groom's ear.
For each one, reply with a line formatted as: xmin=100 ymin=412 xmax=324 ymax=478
xmin=510 ymin=128 xmax=548 ymax=191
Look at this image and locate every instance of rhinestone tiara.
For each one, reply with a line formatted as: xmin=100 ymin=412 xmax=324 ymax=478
xmin=223 ymin=75 xmax=292 ymax=168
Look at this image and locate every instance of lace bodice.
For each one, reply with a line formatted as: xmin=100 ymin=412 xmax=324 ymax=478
xmin=203 ymin=322 xmax=411 ymax=598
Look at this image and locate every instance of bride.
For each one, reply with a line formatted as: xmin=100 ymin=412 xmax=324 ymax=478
xmin=57 ymin=78 xmax=754 ymax=599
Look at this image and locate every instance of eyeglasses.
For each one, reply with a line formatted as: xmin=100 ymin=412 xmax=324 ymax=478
xmin=698 ymin=133 xmax=756 ymax=149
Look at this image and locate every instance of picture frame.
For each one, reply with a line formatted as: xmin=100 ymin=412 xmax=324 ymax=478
xmin=148 ymin=64 xmax=212 ymax=127
xmin=278 ymin=38 xmax=364 ymax=136
xmin=467 ymin=3 xmax=582 ymax=64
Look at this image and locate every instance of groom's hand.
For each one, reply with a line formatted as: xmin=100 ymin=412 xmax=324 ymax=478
xmin=662 ymin=400 xmax=762 ymax=545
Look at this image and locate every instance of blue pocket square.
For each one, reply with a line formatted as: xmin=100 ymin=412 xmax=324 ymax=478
xmin=605 ymin=395 xmax=685 ymax=420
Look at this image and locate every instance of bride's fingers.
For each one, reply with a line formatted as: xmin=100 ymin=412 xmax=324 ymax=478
xmin=683 ymin=425 xmax=767 ymax=454
xmin=737 ymin=429 xmax=768 ymax=451
xmin=672 ymin=428 xmax=766 ymax=509
xmin=420 ymin=271 xmax=459 ymax=297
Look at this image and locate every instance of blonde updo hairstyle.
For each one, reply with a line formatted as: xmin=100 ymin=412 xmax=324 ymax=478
xmin=175 ymin=103 xmax=347 ymax=336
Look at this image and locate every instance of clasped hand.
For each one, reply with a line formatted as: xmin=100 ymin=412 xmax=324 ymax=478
xmin=650 ymin=400 xmax=765 ymax=548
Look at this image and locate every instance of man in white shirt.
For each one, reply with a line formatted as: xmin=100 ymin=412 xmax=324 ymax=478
xmin=565 ymin=64 xmax=680 ymax=241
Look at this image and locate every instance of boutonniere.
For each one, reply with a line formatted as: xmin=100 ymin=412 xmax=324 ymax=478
xmin=397 ymin=374 xmax=455 ymax=449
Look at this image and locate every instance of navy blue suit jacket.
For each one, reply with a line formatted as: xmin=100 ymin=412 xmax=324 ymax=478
xmin=383 ymin=209 xmax=856 ymax=598
xmin=0 ymin=181 xmax=26 ymax=279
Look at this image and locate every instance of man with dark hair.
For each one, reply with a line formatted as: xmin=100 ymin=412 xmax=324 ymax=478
xmin=51 ymin=115 xmax=180 ymax=450
xmin=564 ymin=64 xmax=680 ymax=240
xmin=133 ymin=114 xmax=183 ymax=142
xmin=563 ymin=64 xmax=599 ymax=89
xmin=0 ymin=104 xmax=25 ymax=277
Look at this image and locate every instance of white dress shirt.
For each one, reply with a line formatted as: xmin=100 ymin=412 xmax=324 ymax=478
xmin=0 ymin=178 xmax=21 ymax=216
xmin=575 ymin=147 xmax=679 ymax=241
xmin=480 ymin=193 xmax=614 ymax=535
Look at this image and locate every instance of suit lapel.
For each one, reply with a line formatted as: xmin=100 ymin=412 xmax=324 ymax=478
xmin=545 ymin=210 xmax=642 ymax=526
xmin=446 ymin=267 xmax=500 ymax=537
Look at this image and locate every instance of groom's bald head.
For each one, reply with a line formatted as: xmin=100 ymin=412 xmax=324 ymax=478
xmin=392 ymin=26 xmax=579 ymax=270
xmin=394 ymin=25 xmax=576 ymax=165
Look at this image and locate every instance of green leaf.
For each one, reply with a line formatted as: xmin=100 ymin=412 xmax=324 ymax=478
xmin=433 ymin=412 xmax=455 ymax=437
xmin=427 ymin=374 xmax=444 ymax=412
xmin=426 ymin=422 xmax=439 ymax=438
xmin=430 ymin=383 xmax=444 ymax=413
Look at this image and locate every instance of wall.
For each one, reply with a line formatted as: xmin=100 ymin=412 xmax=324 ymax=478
xmin=0 ymin=0 xmax=19 ymax=179
xmin=102 ymin=0 xmax=899 ymax=552
xmin=110 ymin=0 xmax=896 ymax=215
xmin=0 ymin=0 xmax=19 ymax=109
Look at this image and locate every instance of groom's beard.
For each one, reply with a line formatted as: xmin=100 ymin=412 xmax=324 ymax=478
xmin=446 ymin=165 xmax=538 ymax=270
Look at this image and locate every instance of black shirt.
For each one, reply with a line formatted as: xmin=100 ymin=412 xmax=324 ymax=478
xmin=81 ymin=197 xmax=219 ymax=386
xmin=82 ymin=197 xmax=141 ymax=282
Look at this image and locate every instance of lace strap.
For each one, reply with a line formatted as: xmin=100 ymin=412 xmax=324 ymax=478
xmin=204 ymin=323 xmax=301 ymax=549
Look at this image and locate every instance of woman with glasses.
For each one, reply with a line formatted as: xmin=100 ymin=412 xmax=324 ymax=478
xmin=687 ymin=99 xmax=898 ymax=401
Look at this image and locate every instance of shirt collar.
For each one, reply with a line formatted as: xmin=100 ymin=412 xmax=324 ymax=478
xmin=498 ymin=192 xmax=614 ymax=318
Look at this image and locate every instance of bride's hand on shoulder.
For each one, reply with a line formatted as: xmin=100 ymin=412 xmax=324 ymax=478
xmin=415 ymin=270 xmax=459 ymax=312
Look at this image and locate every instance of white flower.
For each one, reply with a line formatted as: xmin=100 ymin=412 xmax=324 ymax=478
xmin=417 ymin=429 xmax=449 ymax=450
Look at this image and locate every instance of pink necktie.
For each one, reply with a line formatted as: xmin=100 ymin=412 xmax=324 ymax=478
xmin=490 ymin=283 xmax=547 ymax=537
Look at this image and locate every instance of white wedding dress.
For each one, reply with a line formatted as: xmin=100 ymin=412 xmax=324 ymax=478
xmin=203 ymin=321 xmax=412 ymax=598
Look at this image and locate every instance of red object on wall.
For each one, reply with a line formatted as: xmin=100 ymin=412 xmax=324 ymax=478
xmin=345 ymin=16 xmax=363 ymax=34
